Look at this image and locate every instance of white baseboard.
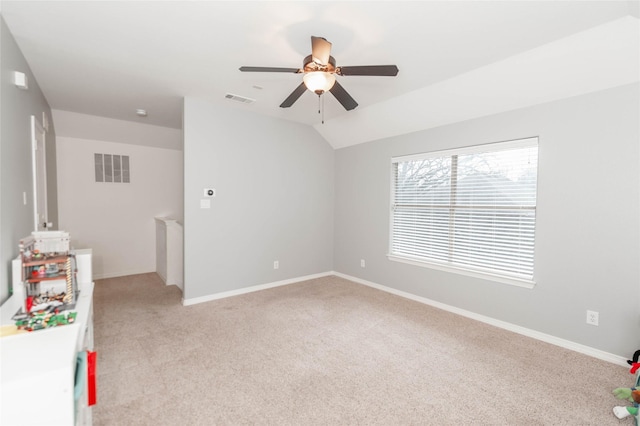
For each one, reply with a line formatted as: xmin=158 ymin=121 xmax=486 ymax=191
xmin=93 ymin=269 xmax=155 ymax=280
xmin=332 ymin=271 xmax=629 ymax=368
xmin=181 ymin=271 xmax=334 ymax=306
xmin=178 ymin=269 xmax=628 ymax=367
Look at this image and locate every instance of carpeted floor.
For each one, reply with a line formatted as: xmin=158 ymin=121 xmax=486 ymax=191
xmin=92 ymin=273 xmax=635 ymax=425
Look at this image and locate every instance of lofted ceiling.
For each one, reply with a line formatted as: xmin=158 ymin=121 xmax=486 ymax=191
xmin=1 ymin=1 xmax=638 ymax=149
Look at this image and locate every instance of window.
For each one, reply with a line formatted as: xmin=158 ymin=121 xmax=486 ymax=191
xmin=389 ymin=138 xmax=538 ymax=286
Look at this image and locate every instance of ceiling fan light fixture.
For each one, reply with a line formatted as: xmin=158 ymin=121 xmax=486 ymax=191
xmin=303 ymin=71 xmax=335 ymax=94
xmin=240 ymin=36 xmax=396 ymax=111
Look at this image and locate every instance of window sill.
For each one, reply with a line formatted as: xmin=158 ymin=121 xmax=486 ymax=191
xmin=387 ymin=254 xmax=536 ymax=289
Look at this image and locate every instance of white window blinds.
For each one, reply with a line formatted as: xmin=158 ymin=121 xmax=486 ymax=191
xmin=390 ymin=138 xmax=538 ymax=282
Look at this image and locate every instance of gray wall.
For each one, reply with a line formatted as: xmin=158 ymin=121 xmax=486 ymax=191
xmin=0 ymin=17 xmax=57 ymax=303
xmin=334 ymin=83 xmax=639 ymax=357
xmin=183 ymin=98 xmax=334 ymax=300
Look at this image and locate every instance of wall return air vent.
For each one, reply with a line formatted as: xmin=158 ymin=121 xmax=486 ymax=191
xmin=95 ymin=153 xmax=130 ymax=183
xmin=225 ymin=93 xmax=256 ymax=104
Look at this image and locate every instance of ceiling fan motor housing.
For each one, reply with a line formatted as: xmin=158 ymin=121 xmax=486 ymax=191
xmin=303 ymin=55 xmax=336 ymax=73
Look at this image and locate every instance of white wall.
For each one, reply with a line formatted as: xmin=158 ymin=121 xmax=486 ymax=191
xmin=333 ymin=83 xmax=640 ymax=358
xmin=53 ymin=109 xmax=181 ymax=150
xmin=54 ymin=111 xmax=182 ymax=279
xmin=183 ymin=97 xmax=334 ymax=301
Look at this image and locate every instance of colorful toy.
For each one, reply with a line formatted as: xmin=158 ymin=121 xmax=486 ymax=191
xmin=15 ymin=310 xmax=77 ymax=332
xmin=613 ymin=387 xmax=640 ymax=420
xmin=614 ymin=387 xmax=638 ymax=403
xmin=627 ymin=350 xmax=640 ymax=374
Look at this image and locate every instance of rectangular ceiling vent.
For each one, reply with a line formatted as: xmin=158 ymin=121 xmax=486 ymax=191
xmin=225 ymin=93 xmax=256 ymax=104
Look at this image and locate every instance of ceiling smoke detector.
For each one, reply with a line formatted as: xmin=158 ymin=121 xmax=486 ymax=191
xmin=136 ymin=109 xmax=147 ymax=117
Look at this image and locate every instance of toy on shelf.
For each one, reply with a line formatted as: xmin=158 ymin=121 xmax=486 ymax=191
xmin=15 ymin=310 xmax=77 ymax=332
xmin=13 ymin=232 xmax=78 ymax=331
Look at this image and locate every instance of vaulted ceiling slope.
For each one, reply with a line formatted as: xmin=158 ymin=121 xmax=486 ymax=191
xmin=2 ymin=1 xmax=638 ymax=149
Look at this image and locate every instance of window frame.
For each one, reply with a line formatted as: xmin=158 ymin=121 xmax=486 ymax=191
xmin=388 ymin=137 xmax=539 ymax=289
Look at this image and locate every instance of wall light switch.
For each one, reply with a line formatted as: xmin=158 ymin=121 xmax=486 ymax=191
xmin=200 ymin=199 xmax=211 ymax=209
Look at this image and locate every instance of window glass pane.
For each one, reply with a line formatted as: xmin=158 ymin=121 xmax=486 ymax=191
xmin=392 ymin=207 xmax=450 ymax=261
xmin=391 ymin=139 xmax=538 ymax=282
xmin=396 ymin=157 xmax=451 ymax=205
xmin=456 ymin=147 xmax=538 ymax=206
xmin=451 ymin=208 xmax=536 ymax=276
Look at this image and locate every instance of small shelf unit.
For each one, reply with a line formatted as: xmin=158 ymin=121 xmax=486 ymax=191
xmin=18 ymin=235 xmax=78 ymax=312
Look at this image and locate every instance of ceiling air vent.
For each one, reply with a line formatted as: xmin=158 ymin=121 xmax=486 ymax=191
xmin=225 ymin=93 xmax=256 ymax=104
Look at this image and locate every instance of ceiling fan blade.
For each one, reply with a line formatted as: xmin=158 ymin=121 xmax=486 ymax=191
xmin=337 ymin=65 xmax=399 ymax=76
xmin=311 ymin=36 xmax=332 ymax=65
xmin=280 ymin=82 xmax=307 ymax=108
xmin=239 ymin=66 xmax=301 ymax=73
xmin=329 ymin=80 xmax=358 ymax=111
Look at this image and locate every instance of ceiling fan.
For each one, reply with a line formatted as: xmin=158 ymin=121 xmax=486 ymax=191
xmin=239 ymin=36 xmax=399 ymax=112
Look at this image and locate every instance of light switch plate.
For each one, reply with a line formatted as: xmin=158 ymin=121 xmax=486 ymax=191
xmin=200 ymin=199 xmax=211 ymax=209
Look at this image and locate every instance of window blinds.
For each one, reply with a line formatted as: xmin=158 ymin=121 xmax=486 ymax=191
xmin=390 ymin=138 xmax=538 ymax=281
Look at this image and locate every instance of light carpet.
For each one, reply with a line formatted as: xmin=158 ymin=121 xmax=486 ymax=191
xmin=92 ymin=273 xmax=634 ymax=425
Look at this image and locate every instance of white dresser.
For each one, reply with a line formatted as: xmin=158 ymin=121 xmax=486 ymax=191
xmin=0 ymin=249 xmax=94 ymax=426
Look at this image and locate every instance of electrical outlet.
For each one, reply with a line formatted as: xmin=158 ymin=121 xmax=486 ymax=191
xmin=586 ymin=310 xmax=599 ymax=326
xmin=360 ymin=259 xmax=365 ymax=268
xmin=273 ymin=260 xmax=279 ymax=270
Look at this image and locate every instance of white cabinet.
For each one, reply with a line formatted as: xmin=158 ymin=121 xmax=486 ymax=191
xmin=155 ymin=217 xmax=183 ymax=290
xmin=1 ymin=326 xmax=79 ymax=425
xmin=0 ymin=250 xmax=94 ymax=426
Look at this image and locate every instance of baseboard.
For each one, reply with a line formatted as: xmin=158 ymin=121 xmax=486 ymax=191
xmin=332 ymin=271 xmax=629 ymax=368
xmin=93 ymin=269 xmax=155 ymax=280
xmin=181 ymin=271 xmax=334 ymax=306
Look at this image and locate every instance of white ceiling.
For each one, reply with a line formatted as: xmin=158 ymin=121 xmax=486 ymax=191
xmin=2 ymin=1 xmax=638 ymax=149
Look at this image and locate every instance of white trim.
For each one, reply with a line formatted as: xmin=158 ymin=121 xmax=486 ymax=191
xmin=42 ymin=111 xmax=49 ymax=132
xmin=391 ymin=136 xmax=538 ymax=163
xmin=387 ymin=254 xmax=536 ymax=289
xmin=31 ymin=116 xmax=38 ymax=231
xmin=93 ymin=268 xmax=155 ymax=280
xmin=31 ymin=115 xmax=48 ymax=231
xmin=389 ymin=137 xmax=539 ymax=286
xmin=332 ymin=271 xmax=629 ymax=367
xmin=181 ymin=271 xmax=334 ymax=306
